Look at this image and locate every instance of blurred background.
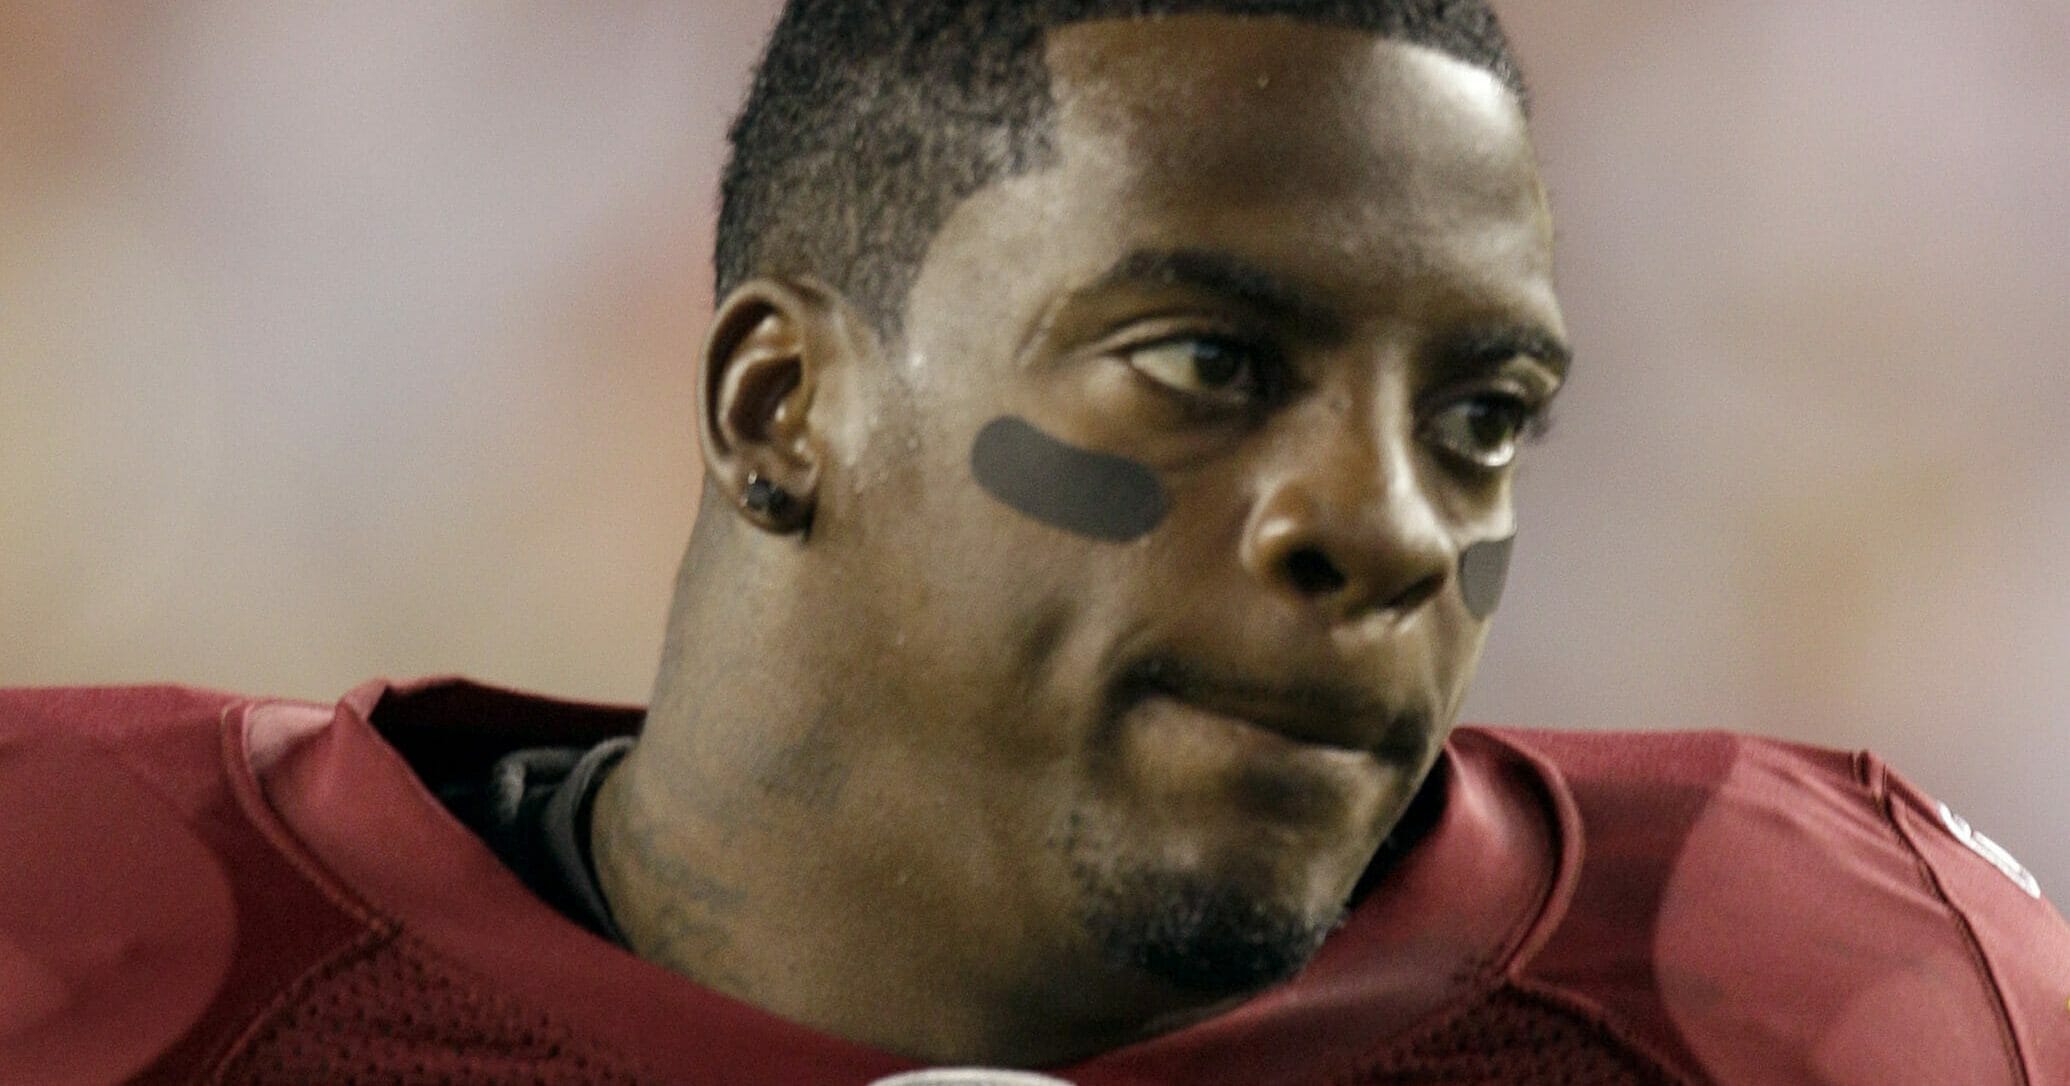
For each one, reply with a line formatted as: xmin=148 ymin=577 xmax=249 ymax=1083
xmin=2 ymin=2 xmax=2063 ymax=891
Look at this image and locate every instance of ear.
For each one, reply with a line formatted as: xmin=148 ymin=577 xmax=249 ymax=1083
xmin=699 ymin=278 xmax=847 ymax=535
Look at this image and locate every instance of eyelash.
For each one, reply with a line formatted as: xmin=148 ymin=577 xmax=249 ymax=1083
xmin=1116 ymin=330 xmax=1557 ymax=455
xmin=1477 ymin=392 xmax=1555 ymax=440
xmin=1420 ymin=390 xmax=1555 ymax=473
xmin=1123 ymin=332 xmax=1292 ymax=408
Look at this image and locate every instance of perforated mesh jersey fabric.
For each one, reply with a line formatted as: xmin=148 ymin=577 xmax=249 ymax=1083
xmin=1342 ymin=987 xmax=1687 ymax=1086
xmin=209 ymin=935 xmax=1686 ymax=1084
xmin=214 ymin=934 xmax=650 ymax=1085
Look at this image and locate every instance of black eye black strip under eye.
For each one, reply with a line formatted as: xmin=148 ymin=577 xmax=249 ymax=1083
xmin=970 ymin=416 xmax=1169 ymax=543
xmin=1459 ymin=534 xmax=1515 ymax=619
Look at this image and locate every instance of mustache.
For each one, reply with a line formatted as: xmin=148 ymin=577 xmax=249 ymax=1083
xmin=1107 ymin=654 xmax=1434 ymax=760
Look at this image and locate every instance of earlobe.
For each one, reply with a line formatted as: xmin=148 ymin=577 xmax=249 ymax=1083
xmin=699 ymin=280 xmax=837 ymax=535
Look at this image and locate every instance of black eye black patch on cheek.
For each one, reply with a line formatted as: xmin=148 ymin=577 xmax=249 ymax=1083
xmin=970 ymin=416 xmax=1168 ymax=543
xmin=1459 ymin=535 xmax=1516 ymax=620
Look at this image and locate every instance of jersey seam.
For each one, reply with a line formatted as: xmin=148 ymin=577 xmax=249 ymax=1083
xmin=203 ymin=924 xmax=398 ymax=1083
xmin=1308 ymin=728 xmax=1581 ymax=1086
xmin=1859 ymin=749 xmax=2031 ymax=1085
xmin=215 ymin=701 xmax=388 ymax=929
xmin=1465 ymin=728 xmax=1589 ymax=968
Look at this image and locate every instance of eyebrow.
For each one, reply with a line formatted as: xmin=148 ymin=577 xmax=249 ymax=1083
xmin=1081 ymin=246 xmax=1573 ymax=377
xmin=1440 ymin=324 xmax=1574 ymax=380
xmin=1084 ymin=247 xmax=1345 ymax=336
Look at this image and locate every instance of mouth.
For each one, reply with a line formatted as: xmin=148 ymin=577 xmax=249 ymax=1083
xmin=1108 ymin=656 xmax=1433 ymax=767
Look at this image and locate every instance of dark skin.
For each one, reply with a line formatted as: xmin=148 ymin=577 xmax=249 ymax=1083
xmin=590 ymin=15 xmax=1567 ymax=1068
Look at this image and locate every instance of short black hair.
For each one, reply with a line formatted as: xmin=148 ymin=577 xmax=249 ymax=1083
xmin=716 ymin=0 xmax=1526 ymax=335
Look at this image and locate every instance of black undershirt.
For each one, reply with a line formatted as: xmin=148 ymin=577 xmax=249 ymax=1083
xmin=436 ymin=736 xmax=632 ymax=944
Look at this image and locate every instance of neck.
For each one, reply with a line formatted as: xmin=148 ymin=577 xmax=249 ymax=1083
xmin=587 ymin=536 xmax=1228 ymax=1064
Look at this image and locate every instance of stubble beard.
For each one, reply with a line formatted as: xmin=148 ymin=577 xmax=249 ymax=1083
xmin=1060 ymin=809 xmax=1344 ymax=997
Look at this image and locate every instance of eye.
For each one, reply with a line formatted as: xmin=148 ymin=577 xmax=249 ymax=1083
xmin=1122 ymin=335 xmax=1275 ymax=408
xmin=1422 ymin=395 xmax=1543 ymax=470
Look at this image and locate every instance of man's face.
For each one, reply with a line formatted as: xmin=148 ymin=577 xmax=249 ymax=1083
xmin=817 ymin=16 xmax=1563 ymax=994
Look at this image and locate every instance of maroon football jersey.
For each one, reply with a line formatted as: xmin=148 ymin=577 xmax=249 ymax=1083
xmin=3 ymin=679 xmax=2064 ymax=1084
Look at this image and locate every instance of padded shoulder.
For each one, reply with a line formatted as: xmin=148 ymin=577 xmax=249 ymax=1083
xmin=0 ymin=685 xmax=251 ymax=814
xmin=1487 ymin=726 xmax=2069 ymax=1086
xmin=0 ymin=686 xmax=250 ymax=1081
xmin=0 ymin=686 xmax=373 ymax=1082
xmin=0 ymin=682 xmax=244 ymax=739
xmin=1876 ymin=754 xmax=2070 ymax=1081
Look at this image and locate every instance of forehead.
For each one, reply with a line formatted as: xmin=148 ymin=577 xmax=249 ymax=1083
xmin=900 ymin=15 xmax=1556 ymax=370
xmin=1043 ymin=16 xmax=1536 ymax=220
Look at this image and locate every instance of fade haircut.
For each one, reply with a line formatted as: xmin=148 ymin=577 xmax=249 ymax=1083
xmin=716 ymin=0 xmax=1526 ymax=335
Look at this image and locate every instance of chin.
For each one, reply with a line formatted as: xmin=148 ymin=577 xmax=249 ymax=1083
xmin=1059 ymin=660 xmax=1434 ymax=993
xmin=1072 ymin=859 xmax=1345 ymax=996
xmin=1058 ymin=798 xmax=1366 ymax=996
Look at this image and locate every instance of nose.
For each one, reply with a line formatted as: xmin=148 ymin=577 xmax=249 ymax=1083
xmin=1239 ymin=429 xmax=1452 ymax=625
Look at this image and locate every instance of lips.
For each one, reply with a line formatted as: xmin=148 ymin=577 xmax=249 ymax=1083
xmin=1110 ymin=655 xmax=1432 ymax=765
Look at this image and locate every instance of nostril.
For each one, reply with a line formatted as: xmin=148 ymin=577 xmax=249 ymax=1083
xmin=1389 ymin=573 xmax=1444 ymax=612
xmin=1283 ymin=547 xmax=1348 ymax=596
